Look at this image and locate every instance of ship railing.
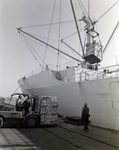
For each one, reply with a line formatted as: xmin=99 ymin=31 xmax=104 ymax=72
xmin=59 ymin=61 xmax=79 ymax=70
xmin=97 ymin=65 xmax=119 ymax=79
xmin=23 ymin=61 xmax=77 ymax=79
xmin=23 ymin=64 xmax=56 ymax=78
xmin=62 ymin=64 xmax=119 ymax=82
xmin=22 ymin=61 xmax=119 ymax=82
xmin=24 ymin=68 xmax=42 ymax=78
xmin=75 ymin=64 xmax=119 ymax=82
xmin=53 ymin=62 xmax=119 ymax=82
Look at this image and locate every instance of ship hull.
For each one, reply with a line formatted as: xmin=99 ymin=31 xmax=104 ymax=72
xmin=18 ymin=70 xmax=119 ymax=130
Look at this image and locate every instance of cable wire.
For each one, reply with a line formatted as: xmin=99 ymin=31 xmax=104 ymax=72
xmin=57 ymin=0 xmax=62 ymax=69
xmin=21 ymin=20 xmax=75 ymax=29
xmin=43 ymin=0 xmax=57 ymax=67
xmin=20 ymin=31 xmax=71 ymax=64
xmin=20 ymin=33 xmax=45 ymax=66
xmin=97 ymin=0 xmax=119 ymax=22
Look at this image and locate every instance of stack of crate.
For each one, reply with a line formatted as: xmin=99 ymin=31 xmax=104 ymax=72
xmin=38 ymin=96 xmax=58 ymax=125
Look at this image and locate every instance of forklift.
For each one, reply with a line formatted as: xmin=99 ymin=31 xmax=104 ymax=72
xmin=0 ymin=93 xmax=58 ymax=128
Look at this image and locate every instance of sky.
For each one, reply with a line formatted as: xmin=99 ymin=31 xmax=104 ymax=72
xmin=0 ymin=0 xmax=119 ymax=97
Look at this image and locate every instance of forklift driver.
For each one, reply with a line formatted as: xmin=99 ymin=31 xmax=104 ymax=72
xmin=16 ymin=95 xmax=23 ymax=111
xmin=23 ymin=95 xmax=30 ymax=115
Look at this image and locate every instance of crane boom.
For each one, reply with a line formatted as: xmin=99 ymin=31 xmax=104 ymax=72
xmin=70 ymin=0 xmax=84 ymax=56
xmin=17 ymin=28 xmax=82 ymax=62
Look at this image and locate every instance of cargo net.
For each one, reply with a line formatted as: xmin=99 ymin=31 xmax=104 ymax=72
xmin=83 ymin=40 xmax=102 ymax=64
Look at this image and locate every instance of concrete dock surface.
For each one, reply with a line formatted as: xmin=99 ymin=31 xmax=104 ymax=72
xmin=0 ymin=117 xmax=119 ymax=150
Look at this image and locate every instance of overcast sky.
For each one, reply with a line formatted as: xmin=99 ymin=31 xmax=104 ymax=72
xmin=0 ymin=0 xmax=119 ymax=97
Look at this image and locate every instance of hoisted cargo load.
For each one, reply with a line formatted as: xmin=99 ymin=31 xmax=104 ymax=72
xmin=81 ymin=15 xmax=102 ymax=64
xmin=83 ymin=40 xmax=102 ymax=64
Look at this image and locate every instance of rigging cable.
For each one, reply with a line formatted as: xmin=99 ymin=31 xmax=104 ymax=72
xmin=42 ymin=0 xmax=57 ymax=68
xmin=97 ymin=0 xmax=119 ymax=22
xmin=78 ymin=0 xmax=93 ymax=25
xmin=21 ymin=20 xmax=76 ymax=29
xmin=70 ymin=0 xmax=84 ymax=56
xmin=61 ymin=28 xmax=85 ymax=42
xmin=61 ymin=40 xmax=82 ymax=58
xmin=25 ymin=33 xmax=59 ymax=42
xmin=62 ymin=32 xmax=77 ymax=41
xmin=79 ymin=19 xmax=85 ymax=57
xmin=57 ymin=0 xmax=62 ymax=69
xmin=78 ymin=0 xmax=85 ymax=12
xmin=20 ymin=33 xmax=46 ymax=66
xmin=20 ymin=31 xmax=71 ymax=64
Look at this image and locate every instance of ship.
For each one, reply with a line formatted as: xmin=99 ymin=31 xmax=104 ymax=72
xmin=16 ymin=0 xmax=119 ymax=130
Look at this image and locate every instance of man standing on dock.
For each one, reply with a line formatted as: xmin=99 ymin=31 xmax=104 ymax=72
xmin=81 ymin=103 xmax=90 ymax=131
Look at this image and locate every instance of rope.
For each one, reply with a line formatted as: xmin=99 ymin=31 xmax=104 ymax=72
xmin=18 ymin=0 xmax=87 ymax=66
xmin=77 ymin=0 xmax=85 ymax=13
xmin=24 ymin=33 xmax=59 ymax=42
xmin=19 ymin=30 xmax=71 ymax=64
xmin=78 ymin=0 xmax=88 ymax=16
xmin=61 ymin=32 xmax=77 ymax=41
xmin=20 ymin=33 xmax=45 ymax=66
xmin=57 ymin=0 xmax=62 ymax=69
xmin=97 ymin=0 xmax=119 ymax=22
xmin=21 ymin=20 xmax=75 ymax=29
xmin=42 ymin=0 xmax=57 ymax=67
xmin=78 ymin=0 xmax=93 ymax=25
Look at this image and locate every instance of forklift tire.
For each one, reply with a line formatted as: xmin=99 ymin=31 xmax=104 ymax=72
xmin=0 ymin=117 xmax=4 ymax=128
xmin=24 ymin=116 xmax=38 ymax=128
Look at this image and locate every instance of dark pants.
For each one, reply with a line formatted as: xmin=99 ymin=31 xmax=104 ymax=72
xmin=23 ymin=106 xmax=29 ymax=115
xmin=82 ymin=115 xmax=89 ymax=130
xmin=23 ymin=101 xmax=29 ymax=115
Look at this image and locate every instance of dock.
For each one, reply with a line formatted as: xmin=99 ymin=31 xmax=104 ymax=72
xmin=0 ymin=117 xmax=119 ymax=150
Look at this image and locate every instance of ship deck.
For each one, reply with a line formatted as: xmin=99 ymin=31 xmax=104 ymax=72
xmin=0 ymin=117 xmax=119 ymax=150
